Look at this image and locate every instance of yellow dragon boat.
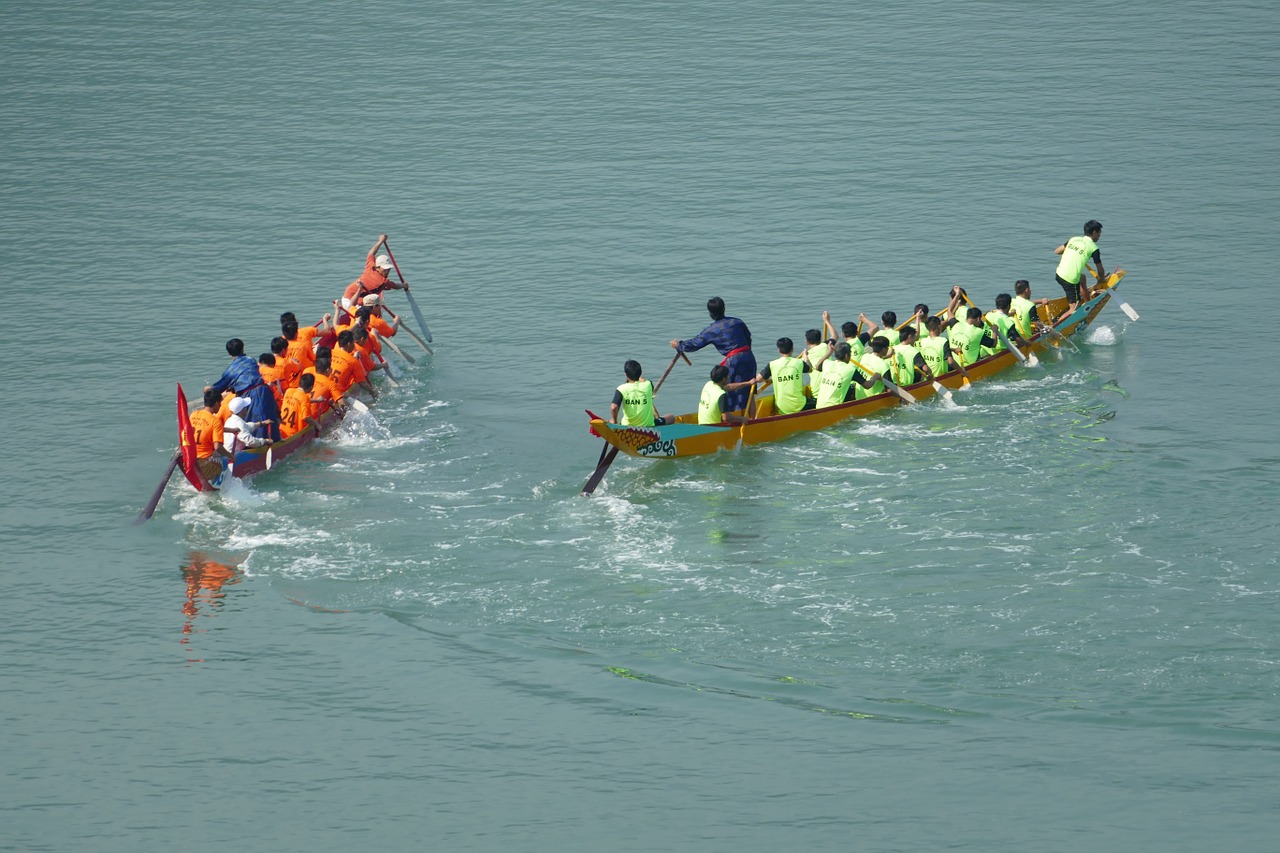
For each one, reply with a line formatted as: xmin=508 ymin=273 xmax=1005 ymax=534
xmin=584 ymin=272 xmax=1127 ymax=480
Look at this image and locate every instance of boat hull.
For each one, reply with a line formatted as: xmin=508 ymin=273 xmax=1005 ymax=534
xmin=588 ymin=272 xmax=1126 ymax=459
xmin=177 ymin=391 xmax=347 ymax=492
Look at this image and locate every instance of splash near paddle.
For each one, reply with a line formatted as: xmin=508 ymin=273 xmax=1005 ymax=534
xmin=176 ymin=384 xmax=204 ymax=491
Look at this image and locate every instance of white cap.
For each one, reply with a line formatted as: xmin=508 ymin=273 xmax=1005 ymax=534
xmin=229 ymin=396 xmax=251 ymax=414
xmin=375 ymin=254 xmax=393 ymax=270
xmin=362 ymin=293 xmax=383 ymax=306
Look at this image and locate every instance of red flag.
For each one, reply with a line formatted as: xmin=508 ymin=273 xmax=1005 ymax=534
xmin=177 ymin=384 xmax=205 ymax=491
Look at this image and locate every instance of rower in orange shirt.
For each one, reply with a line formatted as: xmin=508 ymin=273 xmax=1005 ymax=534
xmin=280 ymin=311 xmax=331 ymax=370
xmin=257 ymin=353 xmax=286 ymax=407
xmin=189 ymin=389 xmax=231 ymax=484
xmin=269 ymin=337 xmax=304 ymax=390
xmin=340 ymin=234 xmax=405 ymax=311
xmin=330 ymin=330 xmax=378 ymax=400
xmin=301 ymin=348 xmax=341 ymax=414
xmin=279 ymin=373 xmax=327 ymax=439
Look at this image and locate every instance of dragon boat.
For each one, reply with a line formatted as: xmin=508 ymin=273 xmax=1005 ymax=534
xmin=174 ymin=383 xmax=349 ymax=492
xmin=584 ymin=272 xmax=1128 ymax=474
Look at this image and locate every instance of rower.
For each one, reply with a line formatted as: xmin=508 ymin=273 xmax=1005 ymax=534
xmin=981 ymin=293 xmax=1027 ymax=358
xmin=341 ymin=234 xmax=406 ymax=311
xmin=745 ymin=337 xmax=813 ymax=415
xmin=189 ymin=388 xmax=231 ymax=483
xmin=699 ymin=366 xmax=749 ymax=425
xmin=876 ymin=311 xmax=901 ymax=348
xmin=892 ymin=324 xmax=932 ymax=388
xmin=838 ymin=321 xmax=870 ymax=360
xmin=270 ymin=336 xmax=304 ymax=390
xmin=670 ymin=297 xmax=756 ymax=413
xmin=853 ymin=336 xmax=895 ymax=399
xmin=279 ymin=373 xmax=326 ymax=439
xmin=611 ymin=360 xmax=675 ymax=426
xmin=1010 ymin=280 xmax=1052 ymax=338
xmin=946 ymin=306 xmax=997 ymax=368
xmin=920 ymin=315 xmax=969 ymax=382
xmin=301 ymin=348 xmax=341 ymax=414
xmin=330 ymin=330 xmax=379 ymax=401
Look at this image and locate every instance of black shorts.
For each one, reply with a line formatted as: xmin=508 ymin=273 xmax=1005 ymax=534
xmin=1055 ymin=274 xmax=1084 ymax=302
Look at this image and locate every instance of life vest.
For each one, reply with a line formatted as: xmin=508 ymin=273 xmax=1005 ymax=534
xmin=1055 ymin=234 xmax=1098 ymax=285
xmin=815 ymin=360 xmax=857 ymax=408
xmin=949 ymin=323 xmax=985 ymax=367
xmin=1010 ymin=295 xmax=1037 ymax=338
xmin=617 ymin=380 xmax=656 ymax=427
xmin=893 ymin=344 xmax=921 ymax=386
xmin=854 ymin=352 xmax=890 ymax=400
xmin=698 ymin=381 xmax=726 ymax=424
xmin=919 ymin=336 xmax=949 ymax=377
xmin=769 ymin=355 xmax=806 ymax=415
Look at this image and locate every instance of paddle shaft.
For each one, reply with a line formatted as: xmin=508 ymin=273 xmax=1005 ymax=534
xmin=381 ymin=239 xmax=434 ymax=342
xmin=134 ymin=451 xmax=181 ymax=524
xmin=374 ymin=329 xmax=416 ymax=364
xmin=385 ymin=309 xmax=433 ymax=354
xmin=848 ymin=355 xmax=916 ymax=404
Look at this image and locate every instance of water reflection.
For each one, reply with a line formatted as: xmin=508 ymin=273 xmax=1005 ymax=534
xmin=180 ymin=551 xmax=242 ymax=661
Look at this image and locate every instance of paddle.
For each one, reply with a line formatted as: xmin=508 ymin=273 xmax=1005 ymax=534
xmin=1088 ymin=265 xmax=1138 ymax=320
xmin=373 ymin=328 xmax=416 ymax=364
xmin=961 ymin=292 xmax=1036 ymax=367
xmin=384 ymin=308 xmax=433 ymax=355
xmin=582 ymin=350 xmax=687 ymax=495
xmin=1038 ymin=319 xmax=1080 ymax=353
xmin=134 ymin=452 xmax=180 ymax=524
xmin=849 ymin=355 xmax=916 ymax=404
xmin=382 ymin=238 xmax=433 ymax=342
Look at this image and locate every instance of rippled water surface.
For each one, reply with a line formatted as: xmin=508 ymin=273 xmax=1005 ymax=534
xmin=3 ymin=1 xmax=1278 ymax=850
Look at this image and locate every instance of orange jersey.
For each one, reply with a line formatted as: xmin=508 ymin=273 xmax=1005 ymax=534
xmin=285 ymin=325 xmax=320 ymax=369
xmin=279 ymin=387 xmax=314 ymax=439
xmin=275 ymin=354 xmax=304 ymax=390
xmin=189 ymin=408 xmax=225 ymax=458
xmin=302 ymin=367 xmax=339 ymax=409
xmin=355 ymin=341 xmax=378 ymax=372
xmin=368 ymin=314 xmax=395 ymax=338
xmin=329 ymin=346 xmax=367 ymax=393
xmin=258 ymin=362 xmax=285 ymax=406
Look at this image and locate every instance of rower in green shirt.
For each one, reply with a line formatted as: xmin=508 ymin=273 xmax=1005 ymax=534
xmin=698 ymin=365 xmax=750 ymax=424
xmin=611 ymin=360 xmax=675 ymax=427
xmin=744 ymin=337 xmax=814 ymax=415
xmin=1010 ymin=279 xmax=1052 ymax=338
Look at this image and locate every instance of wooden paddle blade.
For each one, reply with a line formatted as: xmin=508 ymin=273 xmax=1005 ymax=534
xmin=1119 ymin=301 xmax=1140 ymax=321
xmin=581 ymin=446 xmax=620 ymax=495
xmin=265 ymin=446 xmax=274 ymax=470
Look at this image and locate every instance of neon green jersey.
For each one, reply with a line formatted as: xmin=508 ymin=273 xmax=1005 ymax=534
xmin=616 ymin=380 xmax=656 ymax=426
xmin=1010 ymin=295 xmax=1037 ymax=338
xmin=815 ymin=360 xmax=857 ymax=408
xmin=1055 ymin=234 xmax=1098 ymax=285
xmin=698 ymin=381 xmax=726 ymax=424
xmin=893 ymin=344 xmax=922 ymax=386
xmin=854 ymin=352 xmax=890 ymax=400
xmin=919 ymin=336 xmax=949 ymax=377
xmin=768 ymin=355 xmax=807 ymax=415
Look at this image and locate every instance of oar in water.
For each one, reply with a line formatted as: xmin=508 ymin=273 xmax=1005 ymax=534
xmin=385 ymin=308 xmax=433 ymax=355
xmin=849 ymin=355 xmax=916 ymax=404
xmin=134 ymin=451 xmax=181 ymax=524
xmin=382 ymin=238 xmax=433 ymax=342
xmin=581 ymin=350 xmax=688 ymax=495
xmin=1089 ymin=265 xmax=1138 ymax=320
xmin=1038 ymin=319 xmax=1080 ymax=353
xmin=373 ymin=329 xmax=416 ymax=365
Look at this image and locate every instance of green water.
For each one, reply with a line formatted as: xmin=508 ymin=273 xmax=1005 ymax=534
xmin=3 ymin=1 xmax=1278 ymax=850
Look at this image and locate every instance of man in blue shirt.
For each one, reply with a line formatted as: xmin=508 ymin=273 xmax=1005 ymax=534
xmin=206 ymin=338 xmax=282 ymax=441
xmin=670 ymin=297 xmax=756 ymax=413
